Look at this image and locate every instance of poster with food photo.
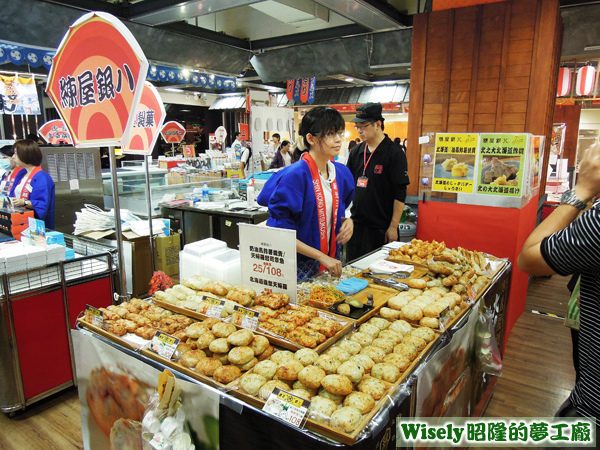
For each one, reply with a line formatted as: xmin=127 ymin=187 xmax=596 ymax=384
xmin=432 ymin=133 xmax=479 ymax=194
xmin=476 ymin=133 xmax=527 ymax=197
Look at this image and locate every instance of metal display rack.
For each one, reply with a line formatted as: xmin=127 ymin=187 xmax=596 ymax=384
xmin=0 ymin=234 xmax=118 ymax=415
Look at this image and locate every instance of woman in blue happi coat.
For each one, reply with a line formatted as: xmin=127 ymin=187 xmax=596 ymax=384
xmin=257 ymin=107 xmax=355 ymax=280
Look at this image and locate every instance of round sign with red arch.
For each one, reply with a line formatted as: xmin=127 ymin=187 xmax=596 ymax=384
xmin=161 ymin=121 xmax=186 ymax=144
xmin=38 ymin=119 xmax=73 ymax=145
xmin=45 ymin=12 xmax=148 ymax=148
xmin=123 ymin=82 xmax=165 ymax=155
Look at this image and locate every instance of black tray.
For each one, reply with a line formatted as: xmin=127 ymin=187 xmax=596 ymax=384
xmin=329 ymin=300 xmax=374 ymax=319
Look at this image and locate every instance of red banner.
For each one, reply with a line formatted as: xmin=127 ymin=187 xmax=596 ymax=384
xmin=286 ymin=80 xmax=294 ymax=100
xmin=238 ymin=123 xmax=249 ymax=141
xmin=123 ymin=82 xmax=165 ymax=155
xmin=46 ymin=12 xmax=148 ymax=147
xmin=160 ymin=121 xmax=186 ymax=143
xmin=38 ymin=119 xmax=73 ymax=145
xmin=300 ymin=78 xmax=309 ymax=103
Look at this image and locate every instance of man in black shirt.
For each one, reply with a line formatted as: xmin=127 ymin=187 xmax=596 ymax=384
xmin=346 ymin=103 xmax=410 ymax=262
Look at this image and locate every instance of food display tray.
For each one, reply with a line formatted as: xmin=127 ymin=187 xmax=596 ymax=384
xmin=152 ymin=298 xmax=356 ymax=354
xmin=77 ymin=318 xmax=228 ymax=391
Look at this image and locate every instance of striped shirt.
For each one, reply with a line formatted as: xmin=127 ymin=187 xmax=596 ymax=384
xmin=541 ymin=202 xmax=600 ymax=420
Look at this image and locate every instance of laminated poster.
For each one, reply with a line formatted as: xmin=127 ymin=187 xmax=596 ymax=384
xmin=476 ymin=133 xmax=527 ymax=197
xmin=432 ymin=133 xmax=479 ymax=194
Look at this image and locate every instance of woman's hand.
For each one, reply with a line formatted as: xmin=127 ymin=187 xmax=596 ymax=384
xmin=11 ymin=198 xmax=25 ymax=207
xmin=318 ymin=254 xmax=342 ymax=277
xmin=336 ymin=217 xmax=354 ymax=244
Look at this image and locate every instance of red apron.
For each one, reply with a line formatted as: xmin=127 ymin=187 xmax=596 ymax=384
xmin=0 ymin=167 xmax=24 ymax=195
xmin=16 ymin=166 xmax=42 ymax=200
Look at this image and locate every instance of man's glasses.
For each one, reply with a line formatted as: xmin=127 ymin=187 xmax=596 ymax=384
xmin=354 ymin=122 xmax=374 ymax=130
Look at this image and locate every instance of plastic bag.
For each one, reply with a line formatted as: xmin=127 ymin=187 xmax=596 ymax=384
xmin=475 ymin=307 xmax=503 ymax=376
xmin=142 ymin=393 xmax=194 ymax=450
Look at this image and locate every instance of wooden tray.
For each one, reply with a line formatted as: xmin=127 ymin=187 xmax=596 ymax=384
xmin=77 ymin=318 xmax=228 ymax=390
xmin=224 ymin=337 xmax=436 ymax=446
xmin=152 ymin=298 xmax=355 ymax=354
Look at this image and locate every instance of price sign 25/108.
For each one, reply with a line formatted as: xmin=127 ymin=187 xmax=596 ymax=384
xmin=253 ymin=262 xmax=282 ymax=277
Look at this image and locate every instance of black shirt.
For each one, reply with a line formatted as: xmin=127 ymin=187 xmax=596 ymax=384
xmin=540 ymin=202 xmax=600 ymax=418
xmin=346 ymin=136 xmax=409 ymax=229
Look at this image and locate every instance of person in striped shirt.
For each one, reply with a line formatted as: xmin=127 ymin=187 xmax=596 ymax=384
xmin=518 ymin=142 xmax=600 ymax=421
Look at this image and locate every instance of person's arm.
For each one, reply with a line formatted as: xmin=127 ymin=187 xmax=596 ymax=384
xmin=518 ymin=142 xmax=600 ymax=275
xmin=385 ymin=200 xmax=404 ymax=243
xmin=296 ymin=239 xmax=342 ymax=277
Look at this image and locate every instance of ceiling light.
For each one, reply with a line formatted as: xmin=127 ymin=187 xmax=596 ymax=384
xmin=182 ymin=69 xmax=190 ymax=77
xmin=345 ymin=77 xmax=354 ymax=82
xmin=164 ymin=88 xmax=184 ymax=93
xmin=180 ymin=109 xmax=191 ymax=112
xmin=584 ymin=45 xmax=600 ymax=51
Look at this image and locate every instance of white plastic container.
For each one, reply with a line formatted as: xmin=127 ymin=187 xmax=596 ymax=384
xmin=199 ymin=249 xmax=241 ymax=285
xmin=182 ymin=238 xmax=227 ymax=258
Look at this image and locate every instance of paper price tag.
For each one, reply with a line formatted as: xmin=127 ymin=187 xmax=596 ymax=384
xmin=263 ymin=388 xmax=310 ymax=429
xmin=231 ymin=305 xmax=259 ymax=331
xmin=439 ymin=306 xmax=451 ymax=327
xmin=85 ymin=304 xmax=104 ymax=327
xmin=484 ymin=262 xmax=493 ymax=277
xmin=199 ymin=296 xmax=225 ymax=319
xmin=150 ymin=331 xmax=180 ymax=360
xmin=466 ymin=282 xmax=476 ymax=301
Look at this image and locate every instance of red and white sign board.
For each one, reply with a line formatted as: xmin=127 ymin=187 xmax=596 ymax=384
xmin=38 ymin=119 xmax=73 ymax=145
xmin=122 ymin=82 xmax=165 ymax=155
xmin=161 ymin=121 xmax=186 ymax=144
xmin=45 ymin=12 xmax=148 ymax=148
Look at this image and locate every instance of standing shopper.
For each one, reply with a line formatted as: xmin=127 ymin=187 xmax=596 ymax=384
xmin=518 ymin=142 xmax=600 ymax=421
xmin=257 ymin=107 xmax=355 ymax=280
xmin=346 ymin=103 xmax=410 ymax=262
xmin=9 ymin=139 xmax=56 ymax=229
xmin=269 ymin=140 xmax=293 ymax=169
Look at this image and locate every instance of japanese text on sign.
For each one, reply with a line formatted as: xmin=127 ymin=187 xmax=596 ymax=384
xmin=59 ymin=64 xmax=134 ymax=109
xmin=150 ymin=331 xmax=180 ymax=360
xmin=232 ymin=305 xmax=259 ymax=330
xmin=132 ymin=109 xmax=156 ymax=128
xmin=263 ymin=387 xmax=310 ymax=429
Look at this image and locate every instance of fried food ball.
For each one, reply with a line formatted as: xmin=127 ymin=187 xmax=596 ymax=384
xmin=321 ymin=374 xmax=353 ymax=396
xmin=393 ymin=343 xmax=419 ymax=361
xmin=358 ymin=323 xmax=381 ymax=337
xmin=419 ymin=317 xmax=440 ymax=329
xmin=368 ymin=317 xmax=391 ymax=330
xmin=344 ymin=391 xmax=376 ymax=414
xmin=227 ymin=329 xmax=255 ymax=346
xmin=349 ymin=332 xmax=374 ymax=347
xmin=410 ymin=327 xmax=436 ymax=343
xmin=336 ymin=340 xmax=362 ymax=355
xmin=330 ymin=406 xmax=363 ymax=433
xmin=371 ymin=363 xmax=400 ymax=383
xmin=317 ymin=388 xmax=345 ymax=405
xmin=202 ymin=318 xmax=222 ymax=329
xmin=185 ymin=322 xmax=210 ymax=339
xmin=371 ymin=338 xmax=396 ymax=354
xmin=249 ymin=335 xmax=269 ymax=356
xmin=212 ymin=352 xmax=230 ymax=365
xmin=298 ymin=365 xmax=327 ymax=389
xmin=228 ymin=346 xmax=255 ymax=365
xmin=239 ymin=373 xmax=267 ymax=396
xmin=401 ymin=304 xmax=423 ymax=322
xmin=337 ymin=360 xmax=365 ymax=384
xmin=275 ymin=359 xmax=305 ymax=381
xmin=259 ymin=380 xmax=290 ymax=401
xmin=212 ymin=322 xmax=237 ymax=338
xmin=314 ymin=354 xmax=342 ymax=375
xmin=379 ymin=307 xmax=402 ymax=320
xmin=270 ymin=350 xmax=295 ymax=365
xmin=257 ymin=345 xmax=275 ymax=361
xmin=196 ymin=357 xmax=222 ymax=376
xmin=292 ymin=380 xmax=319 ymax=398
xmin=196 ymin=331 xmax=216 ymax=350
xmin=308 ymin=396 xmax=337 ymax=423
xmin=253 ymin=360 xmax=278 ymax=379
xmin=213 ymin=365 xmax=242 ymax=384
xmin=180 ymin=349 xmax=207 ymax=368
xmin=349 ymin=354 xmax=375 ymax=373
xmin=176 ymin=342 xmax=192 ymax=357
xmin=378 ymin=329 xmax=403 ymax=345
xmin=382 ymin=353 xmax=411 ymax=372
xmin=209 ymin=337 xmax=231 ymax=354
xmin=289 ymin=388 xmax=313 ymax=400
xmin=389 ymin=320 xmax=413 ymax=335
xmin=326 ymin=347 xmax=351 ymax=362
xmin=402 ymin=335 xmax=427 ymax=351
xmin=358 ymin=377 xmax=387 ymax=400
xmin=337 ymin=303 xmax=351 ymax=315
xmin=294 ymin=348 xmax=319 ymax=366
xmin=359 ymin=346 xmax=386 ymax=364
xmin=233 ymin=357 xmax=258 ymax=372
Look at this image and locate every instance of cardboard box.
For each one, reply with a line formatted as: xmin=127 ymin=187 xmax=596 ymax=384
xmin=155 ymin=234 xmax=181 ymax=276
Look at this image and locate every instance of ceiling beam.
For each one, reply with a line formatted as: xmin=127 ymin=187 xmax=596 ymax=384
xmin=251 ymin=23 xmax=369 ymax=50
xmin=313 ymin=0 xmax=412 ymax=30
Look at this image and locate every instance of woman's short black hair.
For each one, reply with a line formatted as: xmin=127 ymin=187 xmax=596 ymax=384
xmin=298 ymin=106 xmax=345 ymax=151
xmin=13 ymin=139 xmax=43 ymax=166
xmin=0 ymin=145 xmax=13 ymax=158
xmin=281 ymin=140 xmax=290 ymax=147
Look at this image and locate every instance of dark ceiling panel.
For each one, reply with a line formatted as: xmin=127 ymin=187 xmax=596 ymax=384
xmin=370 ymin=29 xmax=412 ymax=67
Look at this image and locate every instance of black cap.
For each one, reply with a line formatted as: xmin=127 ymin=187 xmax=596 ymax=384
xmin=0 ymin=145 xmax=13 ymax=158
xmin=350 ymin=102 xmax=384 ymax=123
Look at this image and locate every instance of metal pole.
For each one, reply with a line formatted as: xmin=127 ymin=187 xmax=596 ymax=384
xmin=21 ymin=115 xmax=27 ymax=138
xmin=109 ymin=146 xmax=128 ymax=301
xmin=145 ymin=154 xmax=155 ymax=273
xmin=0 ymin=114 xmax=5 ymax=140
xmin=10 ymin=115 xmax=16 ymax=139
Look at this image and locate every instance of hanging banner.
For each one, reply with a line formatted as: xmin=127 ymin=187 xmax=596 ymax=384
xmin=476 ymin=133 xmax=527 ymax=197
xmin=0 ymin=75 xmax=41 ymax=115
xmin=46 ymin=12 xmax=149 ymax=148
xmin=160 ymin=121 xmax=186 ymax=144
xmin=300 ymin=78 xmax=309 ymax=103
xmin=576 ymin=66 xmax=596 ymax=97
xmin=432 ymin=133 xmax=479 ymax=194
xmin=286 ymin=80 xmax=294 ymax=100
xmin=122 ymin=82 xmax=166 ymax=155
xmin=292 ymin=78 xmax=302 ymax=102
xmin=557 ymin=67 xmax=571 ymax=97
xmin=307 ymin=77 xmax=316 ymax=104
xmin=38 ymin=119 xmax=73 ymax=145
xmin=238 ymin=123 xmax=249 ymax=141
